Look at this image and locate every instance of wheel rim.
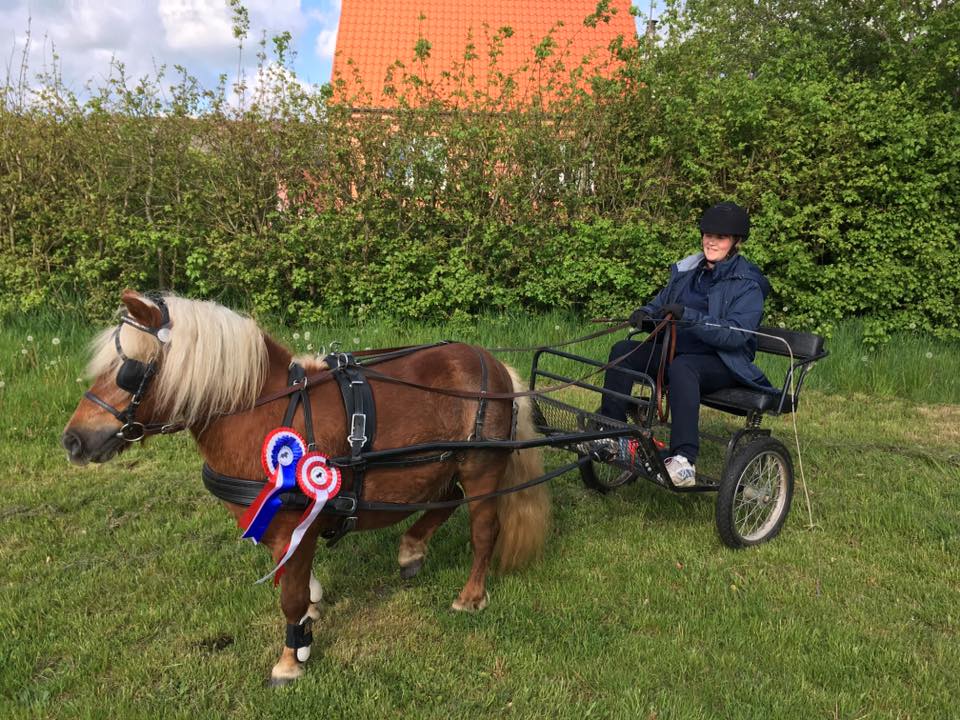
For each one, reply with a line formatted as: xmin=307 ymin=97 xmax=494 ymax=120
xmin=733 ymin=450 xmax=789 ymax=542
xmin=591 ymin=461 xmax=635 ymax=489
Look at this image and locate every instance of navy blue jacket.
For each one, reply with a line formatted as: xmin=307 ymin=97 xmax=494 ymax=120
xmin=641 ymin=252 xmax=775 ymax=393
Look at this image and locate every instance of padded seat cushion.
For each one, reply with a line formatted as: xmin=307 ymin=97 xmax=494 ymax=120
xmin=701 ymin=387 xmax=795 ymax=416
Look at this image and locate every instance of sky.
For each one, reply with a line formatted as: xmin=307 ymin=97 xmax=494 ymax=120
xmin=0 ymin=1 xmax=656 ymax=97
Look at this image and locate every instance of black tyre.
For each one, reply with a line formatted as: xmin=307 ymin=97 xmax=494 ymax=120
xmin=716 ymin=437 xmax=794 ymax=548
xmin=579 ymin=457 xmax=637 ymax=493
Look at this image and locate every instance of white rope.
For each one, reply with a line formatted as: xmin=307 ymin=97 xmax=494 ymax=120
xmin=699 ymin=322 xmax=816 ymax=529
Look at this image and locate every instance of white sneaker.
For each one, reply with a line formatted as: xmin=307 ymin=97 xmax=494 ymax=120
xmin=665 ymin=455 xmax=696 ymax=487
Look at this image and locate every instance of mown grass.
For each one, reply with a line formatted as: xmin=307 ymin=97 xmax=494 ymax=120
xmin=1 ymin=311 xmax=959 ymax=719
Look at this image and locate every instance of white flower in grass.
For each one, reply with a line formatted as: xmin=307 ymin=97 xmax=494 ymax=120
xmin=293 ymin=332 xmax=300 ymax=340
xmin=925 ymin=351 xmax=933 ymax=359
xmin=76 ymin=377 xmax=83 ymax=383
xmin=304 ymin=331 xmax=311 ymax=340
xmin=352 ymin=337 xmax=360 ymax=345
xmin=26 ymin=335 xmax=33 ymax=342
xmin=20 ymin=348 xmax=27 ymax=355
xmin=554 ymin=324 xmax=561 ymax=331
xmin=306 ymin=343 xmax=313 ymax=351
xmin=52 ymin=337 xmax=60 ymax=346
xmin=777 ymin=322 xmax=786 ymax=328
xmin=909 ymin=322 xmax=916 ymax=330
xmin=0 ymin=381 xmax=5 ymax=389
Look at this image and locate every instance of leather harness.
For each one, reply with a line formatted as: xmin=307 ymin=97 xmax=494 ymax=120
xmin=203 ymin=345 xmax=494 ymax=547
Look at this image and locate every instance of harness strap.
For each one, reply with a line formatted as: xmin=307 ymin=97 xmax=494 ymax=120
xmin=471 ymin=346 xmax=489 ymax=440
xmin=202 ymin=455 xmax=591 ymax=516
xmin=322 ymin=353 xmax=379 ymax=547
xmin=283 ymin=363 xmax=316 ymax=450
xmin=202 ymin=463 xmax=312 ymax=510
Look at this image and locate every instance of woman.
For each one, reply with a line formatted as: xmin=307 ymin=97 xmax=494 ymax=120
xmin=598 ymin=201 xmax=774 ymax=486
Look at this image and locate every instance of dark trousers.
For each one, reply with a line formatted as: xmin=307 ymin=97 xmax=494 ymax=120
xmin=598 ymin=339 xmax=737 ymax=463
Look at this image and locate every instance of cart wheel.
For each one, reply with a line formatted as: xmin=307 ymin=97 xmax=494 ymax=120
xmin=579 ymin=457 xmax=636 ymax=493
xmin=716 ymin=437 xmax=794 ymax=548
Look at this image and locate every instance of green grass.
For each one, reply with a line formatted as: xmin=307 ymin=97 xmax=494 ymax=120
xmin=1 ymin=312 xmax=959 ymax=718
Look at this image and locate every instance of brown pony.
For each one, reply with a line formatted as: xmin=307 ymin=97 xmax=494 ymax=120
xmin=62 ymin=290 xmax=550 ymax=685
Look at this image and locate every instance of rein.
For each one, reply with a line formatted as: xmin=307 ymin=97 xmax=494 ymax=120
xmin=94 ymin=312 xmax=676 ymax=439
xmin=350 ymin=318 xmax=676 ymax=403
xmin=251 ymin=318 xmax=673 ymax=408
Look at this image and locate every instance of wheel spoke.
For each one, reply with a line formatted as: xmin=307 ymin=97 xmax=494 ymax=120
xmin=734 ymin=452 xmax=786 ymax=541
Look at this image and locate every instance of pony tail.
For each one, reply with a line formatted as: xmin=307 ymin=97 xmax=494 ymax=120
xmin=493 ymin=366 xmax=551 ymax=572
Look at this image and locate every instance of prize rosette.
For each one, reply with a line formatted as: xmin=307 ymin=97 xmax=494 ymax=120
xmin=257 ymin=451 xmax=342 ymax=585
xmin=239 ymin=427 xmax=307 ymax=544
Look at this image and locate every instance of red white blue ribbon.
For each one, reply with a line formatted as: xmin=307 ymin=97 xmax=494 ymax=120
xmin=239 ymin=427 xmax=306 ymax=544
xmin=257 ymin=451 xmax=342 ymax=585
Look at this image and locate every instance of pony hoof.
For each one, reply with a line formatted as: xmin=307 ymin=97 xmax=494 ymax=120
xmin=400 ymin=558 xmax=423 ymax=580
xmin=266 ymin=674 xmax=300 ymax=688
xmin=451 ymin=591 xmax=489 ymax=613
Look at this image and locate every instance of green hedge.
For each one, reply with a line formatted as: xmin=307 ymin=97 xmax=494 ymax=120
xmin=0 ymin=1 xmax=957 ymax=340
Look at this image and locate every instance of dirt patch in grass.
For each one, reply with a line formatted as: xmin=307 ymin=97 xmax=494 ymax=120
xmin=914 ymin=404 xmax=960 ymax=446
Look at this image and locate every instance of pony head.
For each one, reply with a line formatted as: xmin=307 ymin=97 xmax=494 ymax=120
xmin=62 ymin=289 xmax=268 ymax=464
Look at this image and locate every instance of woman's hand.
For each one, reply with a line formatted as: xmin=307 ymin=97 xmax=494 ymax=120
xmin=659 ymin=303 xmax=685 ymax=320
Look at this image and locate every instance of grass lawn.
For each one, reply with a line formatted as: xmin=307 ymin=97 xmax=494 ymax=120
xmin=1 ymin=312 xmax=958 ymax=719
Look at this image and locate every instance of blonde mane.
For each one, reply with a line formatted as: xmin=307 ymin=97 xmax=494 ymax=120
xmin=87 ymin=295 xmax=269 ymax=428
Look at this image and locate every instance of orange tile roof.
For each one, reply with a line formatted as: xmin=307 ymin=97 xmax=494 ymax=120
xmin=332 ymin=0 xmax=638 ymax=108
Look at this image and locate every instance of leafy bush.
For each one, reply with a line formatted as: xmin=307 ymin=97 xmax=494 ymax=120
xmin=0 ymin=1 xmax=957 ymax=341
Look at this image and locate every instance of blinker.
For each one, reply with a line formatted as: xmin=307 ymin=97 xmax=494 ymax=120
xmin=117 ymin=359 xmax=151 ymax=394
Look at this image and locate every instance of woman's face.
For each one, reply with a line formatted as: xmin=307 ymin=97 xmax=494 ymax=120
xmin=702 ymin=233 xmax=736 ymax=265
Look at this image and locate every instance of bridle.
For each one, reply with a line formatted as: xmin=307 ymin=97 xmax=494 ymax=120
xmin=83 ymin=296 xmax=182 ymax=442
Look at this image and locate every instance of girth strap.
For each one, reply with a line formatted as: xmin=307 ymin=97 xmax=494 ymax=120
xmin=202 ymin=463 xmax=311 ymax=510
xmin=321 ymin=353 xmax=378 ymax=547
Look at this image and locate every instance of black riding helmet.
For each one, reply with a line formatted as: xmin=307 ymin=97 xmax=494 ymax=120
xmin=699 ymin=201 xmax=750 ymax=240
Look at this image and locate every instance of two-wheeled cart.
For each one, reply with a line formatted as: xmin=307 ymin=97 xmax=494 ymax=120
xmin=528 ymin=326 xmax=828 ymax=548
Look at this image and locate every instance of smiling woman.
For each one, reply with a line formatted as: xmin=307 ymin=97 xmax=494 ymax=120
xmin=592 ymin=201 xmax=773 ymax=486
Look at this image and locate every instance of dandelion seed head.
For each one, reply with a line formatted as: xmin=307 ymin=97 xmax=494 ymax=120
xmin=293 ymin=332 xmax=300 ymax=340
xmin=554 ymin=325 xmax=561 ymax=331
xmin=777 ymin=322 xmax=786 ymax=329
xmin=26 ymin=335 xmax=33 ymax=343
xmin=909 ymin=322 xmax=916 ymax=330
xmin=21 ymin=348 xmax=27 ymax=355
xmin=304 ymin=331 xmax=311 ymax=340
xmin=306 ymin=343 xmax=313 ymax=351
xmin=52 ymin=337 xmax=60 ymax=346
xmin=925 ymin=351 xmax=933 ymax=359
xmin=353 ymin=337 xmax=360 ymax=345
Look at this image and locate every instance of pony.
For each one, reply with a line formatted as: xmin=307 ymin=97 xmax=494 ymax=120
xmin=62 ymin=290 xmax=550 ymax=685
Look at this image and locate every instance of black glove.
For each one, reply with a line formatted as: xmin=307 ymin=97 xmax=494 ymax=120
xmin=629 ymin=308 xmax=650 ymax=328
xmin=659 ymin=303 xmax=685 ymax=321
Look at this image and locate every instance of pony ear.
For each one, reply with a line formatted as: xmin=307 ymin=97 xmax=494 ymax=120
xmin=120 ymin=289 xmax=164 ymax=327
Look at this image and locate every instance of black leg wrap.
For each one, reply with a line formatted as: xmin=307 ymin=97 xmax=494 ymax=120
xmin=285 ymin=620 xmax=313 ymax=651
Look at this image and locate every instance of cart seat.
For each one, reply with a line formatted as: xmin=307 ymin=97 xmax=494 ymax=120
xmin=701 ymin=387 xmax=795 ymax=416
xmin=700 ymin=326 xmax=827 ymax=418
